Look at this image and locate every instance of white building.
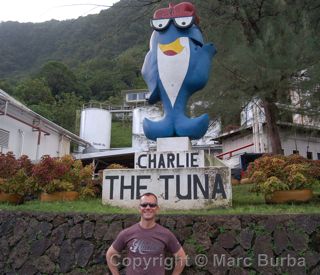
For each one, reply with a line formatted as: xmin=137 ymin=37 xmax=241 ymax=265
xmin=0 ymin=89 xmax=89 ymax=161
xmin=214 ymin=98 xmax=320 ymax=169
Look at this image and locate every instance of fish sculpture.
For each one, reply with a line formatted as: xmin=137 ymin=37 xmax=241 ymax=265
xmin=142 ymin=2 xmax=216 ymax=141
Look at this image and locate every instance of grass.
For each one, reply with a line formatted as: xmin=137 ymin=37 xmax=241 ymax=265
xmin=1 ymin=185 xmax=320 ymax=215
xmin=111 ymin=121 xmax=132 ymax=148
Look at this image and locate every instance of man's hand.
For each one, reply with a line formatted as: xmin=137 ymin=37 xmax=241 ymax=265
xmin=106 ymin=245 xmax=121 ymax=275
xmin=172 ymin=247 xmax=187 ymax=275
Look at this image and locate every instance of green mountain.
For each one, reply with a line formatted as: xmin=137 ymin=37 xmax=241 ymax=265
xmin=0 ymin=0 xmax=153 ymax=78
xmin=0 ymin=0 xmax=318 ymax=149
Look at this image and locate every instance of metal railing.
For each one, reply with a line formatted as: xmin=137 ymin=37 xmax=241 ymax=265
xmin=216 ymin=143 xmax=254 ymax=159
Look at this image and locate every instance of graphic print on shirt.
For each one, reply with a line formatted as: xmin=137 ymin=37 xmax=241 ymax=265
xmin=129 ymin=239 xmax=163 ymax=254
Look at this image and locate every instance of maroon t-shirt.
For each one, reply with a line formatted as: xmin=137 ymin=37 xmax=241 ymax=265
xmin=112 ymin=223 xmax=181 ymax=275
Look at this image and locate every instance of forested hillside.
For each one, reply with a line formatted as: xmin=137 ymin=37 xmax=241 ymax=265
xmin=0 ymin=0 xmax=319 ymax=153
xmin=0 ymin=0 xmax=152 ymax=78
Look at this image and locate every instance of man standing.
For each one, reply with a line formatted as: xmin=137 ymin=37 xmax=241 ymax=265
xmin=106 ymin=192 xmax=186 ymax=275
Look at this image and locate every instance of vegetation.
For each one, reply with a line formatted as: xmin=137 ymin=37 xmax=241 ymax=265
xmin=32 ymin=155 xmax=97 ymax=198
xmin=0 ymin=152 xmax=97 ymax=201
xmin=0 ymin=0 xmax=319 ymax=149
xmin=199 ymin=0 xmax=320 ymax=153
xmin=0 ymin=153 xmax=37 ymax=196
xmin=111 ymin=121 xmax=132 ymax=148
xmin=247 ymin=154 xmax=320 ymax=195
xmin=1 ymin=184 xmax=320 ymax=214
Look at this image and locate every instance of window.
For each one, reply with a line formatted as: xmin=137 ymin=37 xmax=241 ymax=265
xmin=0 ymin=128 xmax=9 ymax=149
xmin=293 ymin=150 xmax=299 ymax=155
xmin=138 ymin=93 xmax=146 ymax=100
xmin=307 ymin=152 xmax=313 ymax=160
xmin=127 ymin=93 xmax=137 ymax=101
xmin=126 ymin=92 xmax=147 ymax=102
xmin=317 ymin=153 xmax=320 ymax=160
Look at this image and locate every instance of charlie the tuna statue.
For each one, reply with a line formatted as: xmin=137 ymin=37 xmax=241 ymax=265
xmin=142 ymin=2 xmax=216 ymax=141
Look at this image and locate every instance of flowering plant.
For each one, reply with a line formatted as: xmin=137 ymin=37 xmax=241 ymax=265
xmin=248 ymin=154 xmax=320 ymax=195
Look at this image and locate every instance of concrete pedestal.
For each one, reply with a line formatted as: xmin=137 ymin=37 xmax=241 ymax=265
xmin=156 ymin=137 xmax=191 ymax=152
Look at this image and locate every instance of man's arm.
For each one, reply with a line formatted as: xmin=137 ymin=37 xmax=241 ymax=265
xmin=106 ymin=245 xmax=121 ymax=275
xmin=172 ymin=247 xmax=187 ymax=275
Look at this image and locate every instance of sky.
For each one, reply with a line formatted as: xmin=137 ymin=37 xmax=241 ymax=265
xmin=0 ymin=0 xmax=120 ymax=23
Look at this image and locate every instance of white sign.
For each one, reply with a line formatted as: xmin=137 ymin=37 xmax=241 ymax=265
xmin=102 ymin=167 xmax=231 ymax=210
xmin=135 ymin=151 xmax=205 ymax=169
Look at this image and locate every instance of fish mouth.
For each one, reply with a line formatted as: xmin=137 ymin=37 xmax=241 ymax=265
xmin=190 ymin=37 xmax=203 ymax=47
xmin=159 ymin=38 xmax=185 ymax=56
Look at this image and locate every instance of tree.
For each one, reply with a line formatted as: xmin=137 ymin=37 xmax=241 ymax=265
xmin=53 ymin=93 xmax=84 ymax=133
xmin=0 ymin=79 xmax=15 ymax=94
xmin=15 ymin=78 xmax=54 ymax=105
xmin=115 ymin=45 xmax=147 ymax=89
xmin=38 ymin=61 xmax=91 ymax=100
xmin=198 ymin=0 xmax=320 ymax=154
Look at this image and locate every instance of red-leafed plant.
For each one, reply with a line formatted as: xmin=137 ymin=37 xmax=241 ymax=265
xmin=0 ymin=152 xmax=19 ymax=179
xmin=32 ymin=155 xmax=70 ymax=185
xmin=0 ymin=152 xmax=34 ymax=179
xmin=0 ymin=152 xmax=37 ymax=197
xmin=247 ymin=154 xmax=320 ymax=195
xmin=32 ymin=155 xmax=95 ymax=198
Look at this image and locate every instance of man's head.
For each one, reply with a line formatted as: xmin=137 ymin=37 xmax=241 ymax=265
xmin=139 ymin=192 xmax=159 ymax=221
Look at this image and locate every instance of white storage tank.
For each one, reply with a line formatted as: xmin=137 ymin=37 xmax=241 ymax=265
xmin=80 ymin=108 xmax=112 ymax=150
xmin=132 ymin=106 xmax=162 ymax=151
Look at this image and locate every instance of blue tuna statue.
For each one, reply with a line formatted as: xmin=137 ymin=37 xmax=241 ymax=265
xmin=142 ymin=2 xmax=216 ymax=141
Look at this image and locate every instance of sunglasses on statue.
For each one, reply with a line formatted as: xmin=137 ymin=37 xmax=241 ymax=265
xmin=140 ymin=203 xmax=158 ymax=208
xmin=150 ymin=16 xmax=195 ymax=31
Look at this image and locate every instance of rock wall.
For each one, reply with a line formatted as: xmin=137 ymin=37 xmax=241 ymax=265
xmin=0 ymin=211 xmax=320 ymax=274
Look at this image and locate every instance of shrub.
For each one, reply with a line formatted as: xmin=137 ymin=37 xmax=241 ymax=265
xmin=33 ymin=155 xmax=96 ymax=196
xmin=32 ymin=155 xmax=69 ymax=186
xmin=0 ymin=169 xmax=39 ymax=196
xmin=107 ymin=163 xmax=127 ymax=169
xmin=0 ymin=152 xmax=19 ymax=179
xmin=249 ymin=154 xmax=320 ymax=195
xmin=41 ymin=179 xmax=74 ymax=194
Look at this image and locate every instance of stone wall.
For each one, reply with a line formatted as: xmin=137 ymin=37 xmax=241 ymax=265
xmin=0 ymin=211 xmax=320 ymax=274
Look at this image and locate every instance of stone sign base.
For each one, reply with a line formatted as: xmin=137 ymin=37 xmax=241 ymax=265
xmin=102 ymin=137 xmax=231 ymax=210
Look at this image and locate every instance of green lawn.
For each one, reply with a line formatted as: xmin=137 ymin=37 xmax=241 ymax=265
xmin=111 ymin=121 xmax=132 ymax=148
xmin=1 ymin=184 xmax=320 ymax=214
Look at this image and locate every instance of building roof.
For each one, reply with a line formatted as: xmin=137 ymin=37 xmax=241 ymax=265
xmin=73 ymin=147 xmax=138 ymax=160
xmin=213 ymin=121 xmax=320 ymax=142
xmin=0 ymin=89 xmax=90 ymax=147
xmin=212 ymin=125 xmax=253 ymax=141
xmin=73 ymin=147 xmax=138 ymax=169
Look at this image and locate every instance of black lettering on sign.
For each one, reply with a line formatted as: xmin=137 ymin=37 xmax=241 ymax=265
xmin=137 ymin=154 xmax=147 ymax=168
xmin=193 ymin=174 xmax=209 ymax=199
xmin=149 ymin=154 xmax=156 ymax=168
xmin=120 ymin=175 xmax=134 ymax=200
xmin=105 ymin=175 xmax=119 ymax=199
xmin=191 ymin=152 xmax=199 ymax=167
xmin=167 ymin=153 xmax=175 ymax=168
xmin=177 ymin=154 xmax=184 ymax=168
xmin=176 ymin=175 xmax=191 ymax=199
xmin=158 ymin=154 xmax=165 ymax=168
xmin=186 ymin=152 xmax=189 ymax=167
xmin=212 ymin=174 xmax=227 ymax=199
xmin=159 ymin=175 xmax=174 ymax=200
xmin=136 ymin=175 xmax=150 ymax=199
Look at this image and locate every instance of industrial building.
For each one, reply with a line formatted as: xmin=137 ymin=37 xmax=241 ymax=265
xmin=0 ymin=89 xmax=89 ymax=161
xmin=215 ymin=99 xmax=320 ymax=170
